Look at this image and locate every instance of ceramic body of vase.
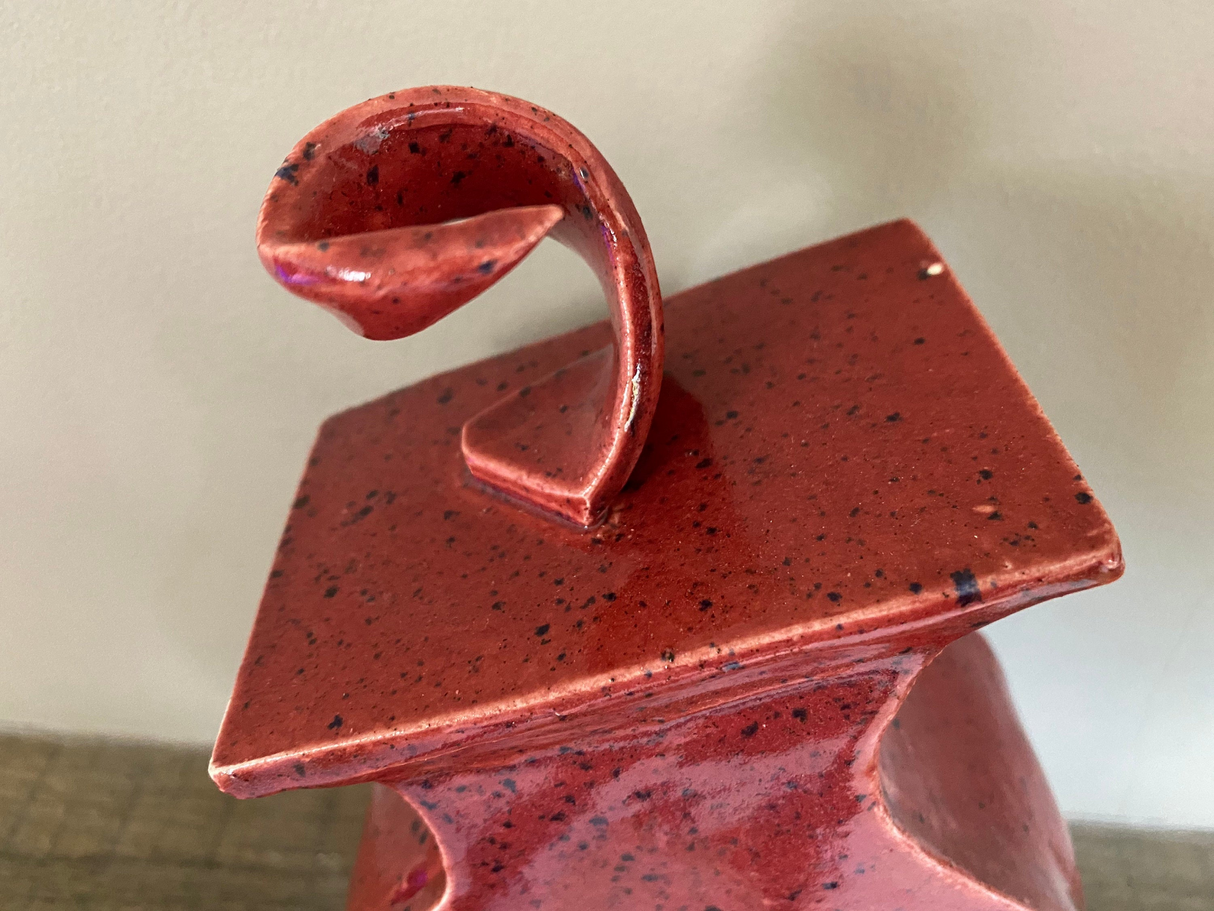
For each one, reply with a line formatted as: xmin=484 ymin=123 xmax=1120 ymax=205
xmin=212 ymin=88 xmax=1121 ymax=911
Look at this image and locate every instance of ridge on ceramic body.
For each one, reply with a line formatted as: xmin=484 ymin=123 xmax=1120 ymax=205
xmin=214 ymin=215 xmax=1122 ymax=911
xmin=256 ymin=86 xmax=662 ymax=527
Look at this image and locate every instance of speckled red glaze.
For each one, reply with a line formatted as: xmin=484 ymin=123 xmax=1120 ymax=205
xmin=343 ymin=634 xmax=1080 ymax=911
xmin=256 ymin=86 xmax=663 ymax=527
xmin=212 ymin=219 xmax=1122 ymax=910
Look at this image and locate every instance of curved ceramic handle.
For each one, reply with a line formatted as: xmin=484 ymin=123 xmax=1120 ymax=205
xmin=257 ymin=86 xmax=663 ymax=527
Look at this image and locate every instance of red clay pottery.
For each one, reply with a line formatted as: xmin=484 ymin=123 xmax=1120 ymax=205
xmin=211 ymin=86 xmax=1122 ymax=911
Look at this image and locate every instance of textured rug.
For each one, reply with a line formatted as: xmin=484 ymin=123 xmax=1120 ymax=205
xmin=1 ymin=732 xmax=1208 ymax=910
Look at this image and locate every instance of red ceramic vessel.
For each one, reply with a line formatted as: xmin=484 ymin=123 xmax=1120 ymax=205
xmin=212 ymin=87 xmax=1122 ymax=911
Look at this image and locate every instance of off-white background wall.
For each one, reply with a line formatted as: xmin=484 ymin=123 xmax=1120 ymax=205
xmin=2 ymin=0 xmax=1211 ymax=828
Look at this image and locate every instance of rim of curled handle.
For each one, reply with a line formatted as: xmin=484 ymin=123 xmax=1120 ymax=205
xmin=256 ymin=85 xmax=664 ymax=528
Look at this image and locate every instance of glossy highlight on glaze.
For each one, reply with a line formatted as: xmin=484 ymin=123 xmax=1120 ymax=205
xmin=213 ymin=218 xmax=1121 ymax=911
xmin=257 ymin=86 xmax=663 ymax=527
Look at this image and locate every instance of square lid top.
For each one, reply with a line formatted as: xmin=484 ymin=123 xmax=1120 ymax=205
xmin=211 ymin=220 xmax=1121 ymax=797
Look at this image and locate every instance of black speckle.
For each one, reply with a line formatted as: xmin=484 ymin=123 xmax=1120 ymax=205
xmin=1075 ymin=491 xmax=1093 ymax=504
xmin=366 ymin=164 xmax=379 ymax=185
xmin=437 ymin=388 xmax=454 ymax=405
xmin=502 ymin=778 xmax=517 ymax=793
xmin=324 ymin=586 xmax=338 ymax=598
xmin=950 ymin=569 xmax=982 ymax=607
xmin=979 ymin=469 xmax=993 ymax=480
xmin=294 ymin=762 xmax=306 ymax=776
xmin=726 ymin=410 xmax=739 ymax=420
xmin=274 ymin=162 xmax=299 ymax=185
xmin=823 ymin=881 xmax=839 ymax=890
xmin=317 ymin=241 xmax=330 ymax=251
xmin=661 ymin=648 xmax=675 ymax=662
xmin=826 ymin=591 xmax=842 ymax=603
xmin=885 ymin=412 xmax=901 ymax=422
xmin=792 ymin=708 xmax=807 ymax=722
xmin=535 ymin=624 xmax=550 ymax=636
xmin=914 ymin=337 xmax=925 ymax=345
xmin=699 ymin=599 xmax=713 ymax=611
xmin=478 ymin=259 xmax=497 ymax=274
xmin=451 ymin=170 xmax=467 ymax=186
xmin=741 ymin=722 xmax=759 ymax=737
xmin=292 ymin=495 xmax=310 ymax=509
xmin=327 ymin=714 xmax=343 ymax=730
xmin=302 ymin=142 xmax=317 ymax=161
xmin=909 ymin=582 xmax=923 ymax=594
xmin=409 ymin=141 xmax=423 ymax=154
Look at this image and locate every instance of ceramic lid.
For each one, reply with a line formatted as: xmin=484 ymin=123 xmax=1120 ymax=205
xmin=211 ymin=219 xmax=1121 ymax=797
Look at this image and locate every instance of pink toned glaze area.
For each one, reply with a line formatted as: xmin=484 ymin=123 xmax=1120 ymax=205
xmin=881 ymin=635 xmax=1084 ymax=911
xmin=346 ymin=636 xmax=1077 ymax=911
xmin=217 ymin=212 xmax=1122 ymax=911
xmin=256 ymin=86 xmax=663 ymax=526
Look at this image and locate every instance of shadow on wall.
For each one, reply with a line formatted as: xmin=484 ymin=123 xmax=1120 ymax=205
xmin=759 ymin=4 xmax=990 ymax=221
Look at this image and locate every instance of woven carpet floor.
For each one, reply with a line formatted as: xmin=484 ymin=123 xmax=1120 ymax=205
xmin=1 ymin=731 xmax=1209 ymax=910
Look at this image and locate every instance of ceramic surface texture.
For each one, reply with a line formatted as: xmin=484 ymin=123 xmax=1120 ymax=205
xmin=212 ymin=217 xmax=1121 ymax=910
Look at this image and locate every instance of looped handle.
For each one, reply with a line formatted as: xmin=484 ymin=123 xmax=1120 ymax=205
xmin=257 ymin=86 xmax=663 ymax=527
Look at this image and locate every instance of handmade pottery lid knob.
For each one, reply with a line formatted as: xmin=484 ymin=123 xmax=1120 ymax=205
xmin=256 ymin=86 xmax=663 ymax=527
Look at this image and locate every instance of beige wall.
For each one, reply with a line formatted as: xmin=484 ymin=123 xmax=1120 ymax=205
xmin=2 ymin=0 xmax=1211 ymax=827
